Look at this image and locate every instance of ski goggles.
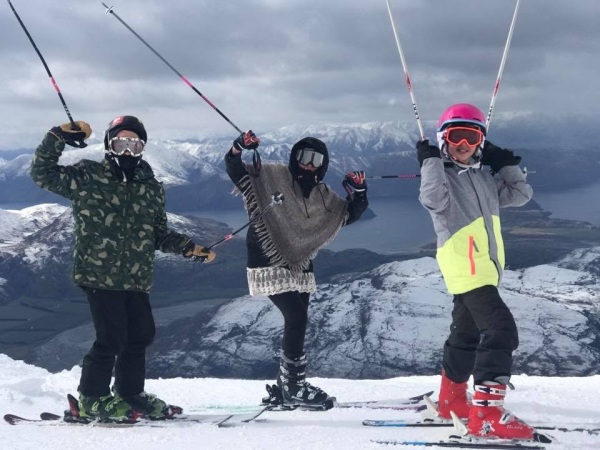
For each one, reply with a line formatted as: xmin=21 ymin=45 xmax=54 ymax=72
xmin=109 ymin=137 xmax=146 ymax=157
xmin=444 ymin=127 xmax=484 ymax=146
xmin=296 ymin=148 xmax=325 ymax=168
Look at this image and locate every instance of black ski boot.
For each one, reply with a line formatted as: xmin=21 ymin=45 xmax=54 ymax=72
xmin=261 ymin=383 xmax=284 ymax=407
xmin=275 ymin=352 xmax=334 ymax=411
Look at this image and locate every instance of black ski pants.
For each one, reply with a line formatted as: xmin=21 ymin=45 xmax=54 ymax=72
xmin=78 ymin=287 xmax=155 ymax=397
xmin=269 ymin=291 xmax=310 ymax=360
xmin=442 ymin=285 xmax=519 ymax=385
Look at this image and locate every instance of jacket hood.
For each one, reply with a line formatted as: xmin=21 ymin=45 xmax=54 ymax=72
xmin=288 ymin=137 xmax=329 ymax=182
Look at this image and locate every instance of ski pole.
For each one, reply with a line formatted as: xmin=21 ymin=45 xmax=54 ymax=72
xmin=385 ymin=0 xmax=425 ymax=140
xmin=486 ymin=0 xmax=521 ymax=132
xmin=367 ymin=173 xmax=421 ymax=180
xmin=6 ymin=0 xmax=86 ymax=148
xmin=367 ymin=167 xmax=531 ymax=180
xmin=101 ymin=3 xmax=243 ymax=135
xmin=195 ymin=192 xmax=284 ymax=260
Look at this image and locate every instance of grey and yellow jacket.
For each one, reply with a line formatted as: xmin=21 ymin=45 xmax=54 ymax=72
xmin=30 ymin=133 xmax=191 ymax=292
xmin=419 ymin=157 xmax=533 ymax=295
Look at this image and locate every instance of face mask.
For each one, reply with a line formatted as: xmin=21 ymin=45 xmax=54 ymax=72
xmin=116 ymin=155 xmax=140 ymax=171
xmin=296 ymin=167 xmax=318 ymax=198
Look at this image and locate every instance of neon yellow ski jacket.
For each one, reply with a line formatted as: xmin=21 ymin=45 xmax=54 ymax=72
xmin=419 ymin=158 xmax=532 ymax=295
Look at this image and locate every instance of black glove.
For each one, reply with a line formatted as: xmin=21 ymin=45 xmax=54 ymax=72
xmin=49 ymin=121 xmax=92 ymax=148
xmin=344 ymin=171 xmax=367 ymax=192
xmin=416 ymin=139 xmax=441 ymax=167
xmin=233 ymin=130 xmax=260 ymax=151
xmin=480 ymin=140 xmax=522 ymax=173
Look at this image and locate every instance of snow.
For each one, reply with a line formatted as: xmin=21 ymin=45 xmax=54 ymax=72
xmin=1 ymin=354 xmax=599 ymax=449
xmin=0 ymin=203 xmax=68 ymax=245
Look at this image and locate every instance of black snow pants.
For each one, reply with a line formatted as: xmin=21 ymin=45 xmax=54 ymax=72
xmin=442 ymin=285 xmax=519 ymax=385
xmin=78 ymin=287 xmax=156 ymax=397
xmin=268 ymin=291 xmax=310 ymax=360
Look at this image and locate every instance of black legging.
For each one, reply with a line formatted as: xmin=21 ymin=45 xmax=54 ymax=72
xmin=269 ymin=291 xmax=310 ymax=359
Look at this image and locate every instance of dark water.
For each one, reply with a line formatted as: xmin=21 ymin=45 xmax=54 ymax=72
xmin=2 ymin=183 xmax=596 ymax=255
xmin=533 ymin=183 xmax=600 ymax=226
xmin=191 ymin=197 xmax=437 ymax=255
xmin=190 ymin=184 xmax=600 ymax=254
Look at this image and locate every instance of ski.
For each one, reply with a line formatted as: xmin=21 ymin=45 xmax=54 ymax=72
xmin=335 ymin=390 xmax=434 ymax=410
xmin=363 ymin=418 xmax=600 ymax=434
xmin=7 ymin=393 xmax=268 ymax=428
xmin=364 ymin=419 xmax=452 ymax=427
xmin=6 ymin=409 xmax=265 ymax=427
xmin=262 ymin=383 xmax=432 ymax=411
xmin=4 ymin=414 xmax=46 ymax=425
xmin=371 ymin=438 xmax=546 ymax=449
xmin=4 ymin=413 xmax=136 ymax=427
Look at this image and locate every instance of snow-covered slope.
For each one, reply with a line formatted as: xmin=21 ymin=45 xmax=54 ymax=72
xmin=0 ymin=354 xmax=599 ymax=450
xmin=0 ymin=203 xmax=68 ymax=245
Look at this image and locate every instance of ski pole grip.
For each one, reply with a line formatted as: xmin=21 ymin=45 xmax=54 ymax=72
xmin=271 ymin=192 xmax=284 ymax=205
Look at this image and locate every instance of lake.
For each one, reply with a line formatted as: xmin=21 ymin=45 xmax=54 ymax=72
xmin=193 ymin=197 xmax=437 ymax=255
xmin=533 ymin=182 xmax=600 ymax=226
xmin=2 ymin=182 xmax=598 ymax=255
xmin=191 ymin=183 xmax=600 ymax=255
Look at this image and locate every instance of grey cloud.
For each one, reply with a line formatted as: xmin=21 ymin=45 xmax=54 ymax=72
xmin=1 ymin=0 xmax=599 ymax=149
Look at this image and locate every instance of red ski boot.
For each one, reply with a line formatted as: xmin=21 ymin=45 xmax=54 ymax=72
xmin=437 ymin=371 xmax=470 ymax=419
xmin=467 ymin=383 xmax=535 ymax=440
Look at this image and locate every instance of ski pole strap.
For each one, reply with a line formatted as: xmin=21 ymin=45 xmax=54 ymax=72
xmin=342 ymin=180 xmax=353 ymax=197
xmin=252 ymin=149 xmax=262 ymax=176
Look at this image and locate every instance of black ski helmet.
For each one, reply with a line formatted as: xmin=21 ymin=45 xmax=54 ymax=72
xmin=104 ymin=115 xmax=147 ymax=150
xmin=288 ymin=137 xmax=329 ymax=182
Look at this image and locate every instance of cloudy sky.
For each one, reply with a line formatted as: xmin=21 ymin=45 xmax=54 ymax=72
xmin=1 ymin=0 xmax=598 ymax=149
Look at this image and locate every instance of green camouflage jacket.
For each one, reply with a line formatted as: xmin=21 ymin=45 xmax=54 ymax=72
xmin=30 ymin=133 xmax=191 ymax=292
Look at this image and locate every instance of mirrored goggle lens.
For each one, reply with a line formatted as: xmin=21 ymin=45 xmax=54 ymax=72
xmin=110 ymin=137 xmax=145 ymax=156
xmin=296 ymin=149 xmax=324 ymax=167
xmin=445 ymin=127 xmax=483 ymax=146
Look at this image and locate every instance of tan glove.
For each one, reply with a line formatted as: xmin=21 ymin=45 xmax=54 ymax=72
xmin=184 ymin=243 xmax=216 ymax=263
xmin=49 ymin=121 xmax=92 ymax=148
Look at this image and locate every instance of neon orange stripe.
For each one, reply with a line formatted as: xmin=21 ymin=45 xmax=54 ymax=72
xmin=468 ymin=236 xmax=476 ymax=275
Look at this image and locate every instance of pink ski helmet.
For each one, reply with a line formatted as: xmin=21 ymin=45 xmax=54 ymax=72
xmin=437 ymin=103 xmax=486 ymax=134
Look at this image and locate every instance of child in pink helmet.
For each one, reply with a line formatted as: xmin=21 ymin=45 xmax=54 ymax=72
xmin=417 ymin=103 xmax=535 ymax=441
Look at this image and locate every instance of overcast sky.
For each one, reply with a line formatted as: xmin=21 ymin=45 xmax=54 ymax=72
xmin=1 ymin=0 xmax=598 ymax=149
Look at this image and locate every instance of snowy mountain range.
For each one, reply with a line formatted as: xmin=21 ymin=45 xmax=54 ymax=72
xmin=1 ymin=197 xmax=600 ymax=379
xmin=1 ymin=116 xmax=600 ymax=381
xmin=145 ymin=256 xmax=600 ymax=380
xmin=1 ymin=117 xmax=599 ymax=209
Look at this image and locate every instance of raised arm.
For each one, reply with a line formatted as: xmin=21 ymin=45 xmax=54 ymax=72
xmin=30 ymin=121 xmax=92 ymax=199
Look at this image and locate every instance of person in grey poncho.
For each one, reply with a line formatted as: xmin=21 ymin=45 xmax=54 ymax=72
xmin=225 ymin=130 xmax=368 ymax=410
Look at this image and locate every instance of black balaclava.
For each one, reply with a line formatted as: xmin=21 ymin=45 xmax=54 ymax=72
xmin=288 ymin=137 xmax=329 ymax=198
xmin=104 ymin=115 xmax=147 ymax=182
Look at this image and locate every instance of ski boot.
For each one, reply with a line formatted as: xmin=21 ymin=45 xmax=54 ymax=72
xmin=437 ymin=371 xmax=470 ymax=420
xmin=261 ymin=383 xmax=285 ymax=407
xmin=120 ymin=391 xmax=182 ymax=420
xmin=74 ymin=393 xmax=138 ymax=424
xmin=466 ymin=383 xmax=535 ymax=440
xmin=276 ymin=352 xmax=334 ymax=411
